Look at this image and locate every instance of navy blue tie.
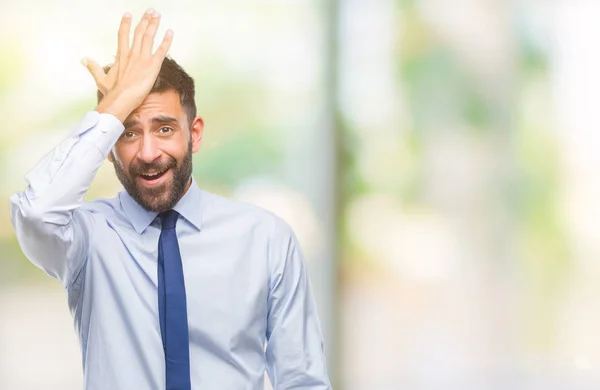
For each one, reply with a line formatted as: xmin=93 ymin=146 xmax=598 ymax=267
xmin=158 ymin=210 xmax=191 ymax=390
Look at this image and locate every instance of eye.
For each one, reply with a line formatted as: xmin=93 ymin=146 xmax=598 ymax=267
xmin=158 ymin=127 xmax=173 ymax=134
xmin=122 ymin=131 xmax=136 ymax=139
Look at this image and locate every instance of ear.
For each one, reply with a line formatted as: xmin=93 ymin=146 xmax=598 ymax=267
xmin=190 ymin=116 xmax=204 ymax=153
xmin=107 ymin=149 xmax=115 ymax=163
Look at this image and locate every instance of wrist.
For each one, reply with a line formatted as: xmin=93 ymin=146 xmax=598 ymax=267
xmin=96 ymin=90 xmax=137 ymax=122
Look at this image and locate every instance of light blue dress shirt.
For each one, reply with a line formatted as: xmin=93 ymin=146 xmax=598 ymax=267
xmin=9 ymin=111 xmax=331 ymax=390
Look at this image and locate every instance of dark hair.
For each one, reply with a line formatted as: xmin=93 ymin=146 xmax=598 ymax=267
xmin=97 ymin=57 xmax=196 ymax=126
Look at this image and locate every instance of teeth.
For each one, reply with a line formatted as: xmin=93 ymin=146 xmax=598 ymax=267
xmin=142 ymin=170 xmax=164 ymax=178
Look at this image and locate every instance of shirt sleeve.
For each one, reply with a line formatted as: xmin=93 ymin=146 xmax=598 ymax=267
xmin=9 ymin=111 xmax=124 ymax=288
xmin=265 ymin=216 xmax=332 ymax=389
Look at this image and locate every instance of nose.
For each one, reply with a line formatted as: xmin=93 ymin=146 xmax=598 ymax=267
xmin=137 ymin=135 xmax=162 ymax=163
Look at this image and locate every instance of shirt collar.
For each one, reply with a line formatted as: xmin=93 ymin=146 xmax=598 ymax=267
xmin=119 ymin=177 xmax=203 ymax=234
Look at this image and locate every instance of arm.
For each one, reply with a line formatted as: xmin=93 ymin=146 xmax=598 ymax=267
xmin=9 ymin=10 xmax=173 ymax=287
xmin=265 ymin=217 xmax=332 ymax=389
xmin=10 ymin=113 xmax=124 ymax=287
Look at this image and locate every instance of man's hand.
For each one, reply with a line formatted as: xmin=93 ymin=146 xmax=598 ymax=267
xmin=82 ymin=9 xmax=173 ymax=122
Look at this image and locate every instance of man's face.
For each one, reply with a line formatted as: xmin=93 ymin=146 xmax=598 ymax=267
xmin=109 ymin=90 xmax=203 ymax=212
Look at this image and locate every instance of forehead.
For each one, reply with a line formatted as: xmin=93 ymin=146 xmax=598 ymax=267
xmin=126 ymin=90 xmax=184 ymax=122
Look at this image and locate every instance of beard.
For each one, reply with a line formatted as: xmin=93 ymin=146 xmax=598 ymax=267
xmin=113 ymin=141 xmax=193 ymax=213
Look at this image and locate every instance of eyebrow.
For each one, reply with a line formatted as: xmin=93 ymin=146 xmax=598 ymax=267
xmin=123 ymin=115 xmax=180 ymax=129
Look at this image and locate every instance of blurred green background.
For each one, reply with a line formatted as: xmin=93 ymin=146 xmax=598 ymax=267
xmin=2 ymin=0 xmax=600 ymax=389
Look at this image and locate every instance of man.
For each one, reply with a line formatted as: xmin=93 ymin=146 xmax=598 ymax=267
xmin=9 ymin=9 xmax=331 ymax=390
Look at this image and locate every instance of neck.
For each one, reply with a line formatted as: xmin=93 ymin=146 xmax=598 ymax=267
xmin=181 ymin=176 xmax=193 ymax=197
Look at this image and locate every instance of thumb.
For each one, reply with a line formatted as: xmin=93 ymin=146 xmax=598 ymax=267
xmin=81 ymin=57 xmax=106 ymax=90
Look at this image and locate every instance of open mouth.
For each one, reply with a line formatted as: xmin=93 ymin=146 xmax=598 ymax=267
xmin=138 ymin=169 xmax=170 ymax=186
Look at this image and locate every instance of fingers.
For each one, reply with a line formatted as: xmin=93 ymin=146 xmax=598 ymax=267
xmin=116 ymin=12 xmax=132 ymax=62
xmin=141 ymin=12 xmax=161 ymax=55
xmin=83 ymin=9 xmax=172 ymax=97
xmin=81 ymin=58 xmax=107 ymax=91
xmin=153 ymin=29 xmax=174 ymax=61
xmin=130 ymin=9 xmax=154 ymax=57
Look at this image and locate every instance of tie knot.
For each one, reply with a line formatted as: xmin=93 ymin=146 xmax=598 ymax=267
xmin=159 ymin=210 xmax=179 ymax=230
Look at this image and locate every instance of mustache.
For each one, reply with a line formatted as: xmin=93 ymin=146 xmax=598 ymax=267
xmin=129 ymin=156 xmax=177 ymax=176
